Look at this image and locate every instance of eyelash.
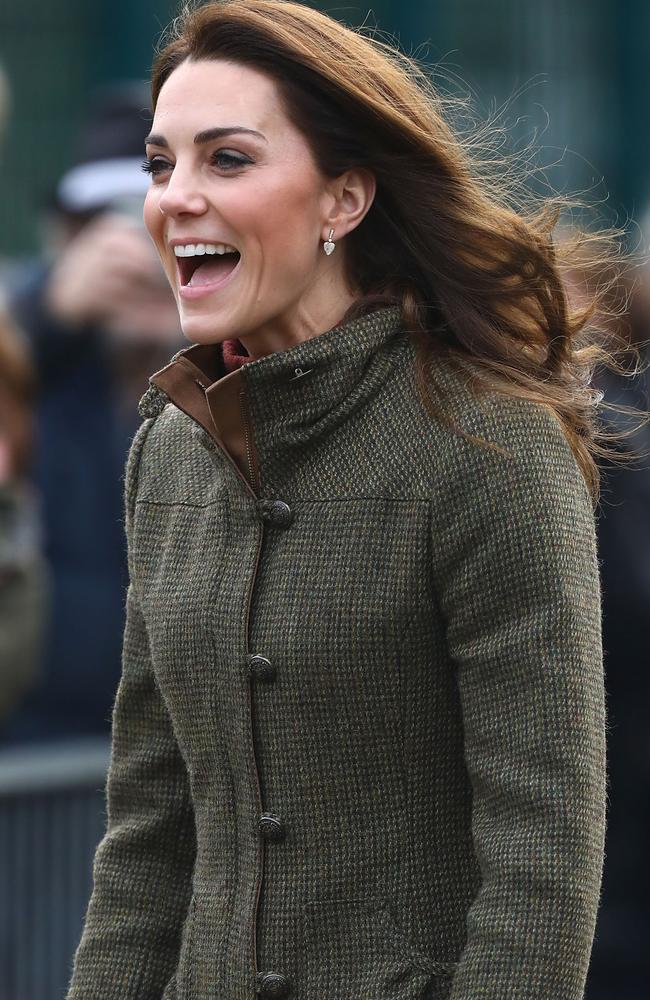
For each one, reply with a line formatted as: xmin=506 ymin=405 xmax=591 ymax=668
xmin=141 ymin=151 xmax=251 ymax=176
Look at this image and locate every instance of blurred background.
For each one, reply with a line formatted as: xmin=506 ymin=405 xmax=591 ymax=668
xmin=0 ymin=2 xmax=648 ymax=998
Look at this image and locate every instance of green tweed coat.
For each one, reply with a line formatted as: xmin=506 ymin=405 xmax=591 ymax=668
xmin=66 ymin=305 xmax=606 ymax=1000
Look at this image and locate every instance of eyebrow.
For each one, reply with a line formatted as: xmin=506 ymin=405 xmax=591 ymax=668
xmin=144 ymin=126 xmax=267 ymax=147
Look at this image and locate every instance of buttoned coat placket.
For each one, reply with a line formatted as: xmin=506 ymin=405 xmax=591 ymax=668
xmin=137 ymin=331 xmax=297 ymax=1000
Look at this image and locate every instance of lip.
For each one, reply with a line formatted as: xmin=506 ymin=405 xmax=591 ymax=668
xmin=177 ymin=252 xmax=242 ymax=301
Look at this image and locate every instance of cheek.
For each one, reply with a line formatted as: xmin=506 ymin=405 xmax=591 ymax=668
xmin=240 ymin=167 xmax=321 ymax=240
xmin=143 ymin=190 xmax=163 ymax=245
xmin=250 ymin=185 xmax=321 ymax=266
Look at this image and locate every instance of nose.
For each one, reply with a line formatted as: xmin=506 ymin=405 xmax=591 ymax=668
xmin=158 ymin=164 xmax=209 ymax=217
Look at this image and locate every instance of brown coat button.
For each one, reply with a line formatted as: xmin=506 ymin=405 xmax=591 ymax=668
xmin=256 ymin=499 xmax=293 ymax=527
xmin=248 ymin=653 xmax=276 ymax=682
xmin=257 ymin=971 xmax=290 ymax=998
xmin=258 ymin=814 xmax=285 ymax=841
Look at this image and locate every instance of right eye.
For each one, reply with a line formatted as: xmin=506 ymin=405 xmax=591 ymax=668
xmin=141 ymin=157 xmax=171 ymax=176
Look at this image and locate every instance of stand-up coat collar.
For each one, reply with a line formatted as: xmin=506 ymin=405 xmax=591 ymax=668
xmin=140 ymin=305 xmax=405 ymax=494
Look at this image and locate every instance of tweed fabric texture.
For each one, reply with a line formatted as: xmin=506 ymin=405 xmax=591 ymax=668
xmin=66 ymin=306 xmax=606 ymax=1000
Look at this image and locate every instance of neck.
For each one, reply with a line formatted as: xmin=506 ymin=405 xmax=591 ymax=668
xmin=236 ymin=283 xmax=361 ymax=361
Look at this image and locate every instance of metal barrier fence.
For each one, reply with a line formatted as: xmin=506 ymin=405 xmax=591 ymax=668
xmin=0 ymin=739 xmax=110 ymax=1000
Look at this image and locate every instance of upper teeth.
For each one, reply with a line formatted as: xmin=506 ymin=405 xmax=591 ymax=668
xmin=174 ymin=243 xmax=238 ymax=257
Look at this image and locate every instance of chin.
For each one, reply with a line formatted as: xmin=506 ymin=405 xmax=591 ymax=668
xmin=178 ymin=310 xmax=235 ymax=346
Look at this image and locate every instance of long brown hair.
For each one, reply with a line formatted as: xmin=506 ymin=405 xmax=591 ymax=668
xmin=152 ymin=0 xmax=648 ymax=505
xmin=0 ymin=310 xmax=35 ymax=479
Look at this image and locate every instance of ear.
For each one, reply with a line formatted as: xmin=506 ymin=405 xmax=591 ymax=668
xmin=322 ymin=167 xmax=376 ymax=241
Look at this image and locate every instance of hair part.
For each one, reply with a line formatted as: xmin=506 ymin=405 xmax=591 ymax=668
xmin=151 ymin=0 xmax=649 ymax=505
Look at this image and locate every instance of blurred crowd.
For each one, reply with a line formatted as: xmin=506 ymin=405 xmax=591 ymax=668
xmin=0 ymin=69 xmax=648 ymax=1000
xmin=0 ymin=81 xmax=184 ymax=743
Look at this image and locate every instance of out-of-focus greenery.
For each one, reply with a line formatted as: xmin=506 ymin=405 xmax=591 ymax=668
xmin=1 ymin=0 xmax=649 ymax=257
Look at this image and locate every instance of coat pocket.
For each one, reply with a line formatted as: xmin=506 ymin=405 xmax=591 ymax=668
xmin=302 ymin=895 xmax=456 ymax=1000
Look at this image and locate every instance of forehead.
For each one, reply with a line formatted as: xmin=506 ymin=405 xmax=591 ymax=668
xmin=153 ymin=59 xmax=282 ymax=134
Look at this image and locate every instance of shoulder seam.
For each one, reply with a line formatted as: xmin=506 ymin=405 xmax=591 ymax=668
xmin=124 ymin=418 xmax=156 ymax=564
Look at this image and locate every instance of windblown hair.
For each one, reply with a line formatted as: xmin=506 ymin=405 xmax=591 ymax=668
xmin=152 ymin=0 xmax=647 ymax=504
xmin=0 ymin=310 xmax=35 ymax=478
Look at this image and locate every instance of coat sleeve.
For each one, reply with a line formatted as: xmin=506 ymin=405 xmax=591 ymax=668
xmin=432 ymin=400 xmax=606 ymax=1000
xmin=66 ymin=417 xmax=196 ymax=1000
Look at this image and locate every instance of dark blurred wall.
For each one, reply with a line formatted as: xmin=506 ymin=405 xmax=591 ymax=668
xmin=0 ymin=0 xmax=96 ymax=256
xmin=0 ymin=0 xmax=177 ymax=257
xmin=385 ymin=0 xmax=650 ymax=220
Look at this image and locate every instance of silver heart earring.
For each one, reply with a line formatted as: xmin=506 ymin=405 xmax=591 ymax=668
xmin=323 ymin=228 xmax=336 ymax=255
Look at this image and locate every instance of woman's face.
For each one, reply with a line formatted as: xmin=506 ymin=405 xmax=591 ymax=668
xmin=143 ymin=58 xmax=361 ymax=349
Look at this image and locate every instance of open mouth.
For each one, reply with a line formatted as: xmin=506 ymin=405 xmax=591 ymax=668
xmin=176 ymin=250 xmax=241 ymax=288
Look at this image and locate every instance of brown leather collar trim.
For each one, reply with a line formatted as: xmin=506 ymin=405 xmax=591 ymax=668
xmin=148 ymin=346 xmax=259 ymax=492
xmin=150 ymin=355 xmax=221 ymax=441
xmin=149 ymin=353 xmax=254 ymax=474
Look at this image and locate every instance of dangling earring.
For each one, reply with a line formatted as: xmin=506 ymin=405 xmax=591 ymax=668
xmin=323 ymin=228 xmax=336 ymax=255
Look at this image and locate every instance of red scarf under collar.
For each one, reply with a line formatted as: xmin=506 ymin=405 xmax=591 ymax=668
xmin=221 ymin=338 xmax=251 ymax=372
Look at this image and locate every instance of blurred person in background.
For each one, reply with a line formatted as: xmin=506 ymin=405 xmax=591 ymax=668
xmin=584 ymin=213 xmax=650 ymax=1000
xmin=0 ymin=82 xmax=184 ymax=744
xmin=0 ymin=61 xmax=48 ymax=726
xmin=0 ymin=308 xmax=48 ymax=725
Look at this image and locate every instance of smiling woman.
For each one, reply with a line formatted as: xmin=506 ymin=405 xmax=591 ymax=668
xmin=140 ymin=56 xmax=375 ymax=355
xmin=63 ymin=3 xmax=631 ymax=1000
